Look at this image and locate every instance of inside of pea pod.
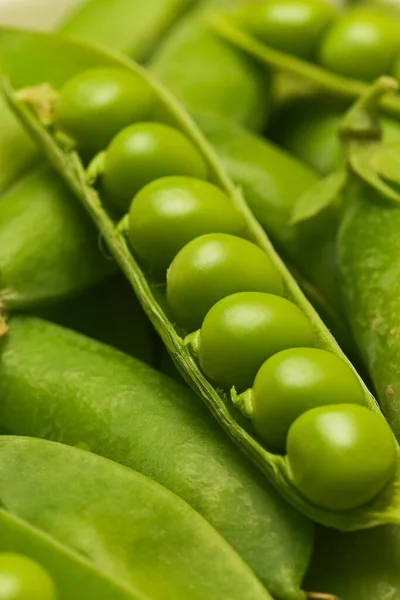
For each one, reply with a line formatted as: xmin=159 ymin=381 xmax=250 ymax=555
xmin=5 ymin=23 xmax=400 ymax=533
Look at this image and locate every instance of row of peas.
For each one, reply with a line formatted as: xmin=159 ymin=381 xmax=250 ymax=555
xmin=230 ymin=0 xmax=400 ymax=83
xmin=55 ymin=66 xmax=397 ymax=512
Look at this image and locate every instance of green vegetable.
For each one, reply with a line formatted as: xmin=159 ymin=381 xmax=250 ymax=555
xmin=10 ymin=44 xmax=399 ymax=532
xmin=0 ymin=553 xmax=57 ymax=600
xmin=230 ymin=0 xmax=338 ymax=60
xmin=287 ymin=404 xmax=397 ymax=511
xmin=195 ymin=292 xmax=315 ymax=392
xmin=0 ymin=165 xmax=112 ymax=311
xmin=55 ymin=68 xmax=154 ymax=161
xmin=129 ymin=176 xmax=245 ymax=273
xmin=103 ymin=122 xmax=208 ymax=212
xmin=0 ymin=317 xmax=314 ymax=600
xmin=149 ymin=0 xmax=272 ymax=131
xmin=0 ymin=436 xmax=273 ymax=600
xmin=318 ymin=7 xmax=400 ymax=82
xmin=167 ymin=234 xmax=283 ymax=331
xmin=252 ymin=348 xmax=366 ymax=452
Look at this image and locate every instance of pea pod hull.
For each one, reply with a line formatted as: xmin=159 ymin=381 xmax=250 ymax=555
xmin=0 ymin=316 xmax=313 ymax=600
xmin=0 ymin=435 xmax=273 ymax=600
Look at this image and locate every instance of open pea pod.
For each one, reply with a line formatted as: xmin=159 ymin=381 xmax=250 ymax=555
xmin=210 ymin=8 xmax=400 ymax=121
xmin=0 ymin=316 xmax=314 ymax=600
xmin=0 ymin=435 xmax=273 ymax=600
xmin=7 ymin=45 xmax=400 ymax=532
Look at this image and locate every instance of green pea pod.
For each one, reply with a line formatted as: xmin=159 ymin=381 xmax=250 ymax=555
xmin=211 ymin=11 xmax=400 ymax=121
xmin=0 ymin=316 xmax=313 ymax=600
xmin=149 ymin=0 xmax=272 ymax=131
xmin=35 ymin=274 xmax=156 ymax=364
xmin=60 ymin=0 xmax=199 ymax=61
xmin=0 ymin=435 xmax=273 ymax=600
xmin=9 ymin=36 xmax=400 ymax=532
xmin=305 ymin=524 xmax=400 ymax=600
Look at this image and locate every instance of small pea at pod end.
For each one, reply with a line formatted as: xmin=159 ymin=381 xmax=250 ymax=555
xmin=287 ymin=404 xmax=398 ymax=511
xmin=0 ymin=553 xmax=57 ymax=600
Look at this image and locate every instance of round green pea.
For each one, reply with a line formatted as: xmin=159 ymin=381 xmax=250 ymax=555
xmin=198 ymin=291 xmax=315 ymax=392
xmin=232 ymin=0 xmax=337 ymax=59
xmin=167 ymin=234 xmax=284 ymax=331
xmin=0 ymin=553 xmax=57 ymax=600
xmin=55 ymin=68 xmax=153 ymax=160
xmin=102 ymin=122 xmax=209 ymax=212
xmin=252 ymin=348 xmax=366 ymax=452
xmin=128 ymin=176 xmax=245 ymax=273
xmin=287 ymin=404 xmax=397 ymax=511
xmin=318 ymin=8 xmax=400 ymax=81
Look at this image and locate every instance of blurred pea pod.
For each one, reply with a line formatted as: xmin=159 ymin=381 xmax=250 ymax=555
xmin=0 ymin=316 xmax=314 ymax=600
xmin=0 ymin=436 xmax=273 ymax=600
xmin=0 ymin=0 xmax=201 ymax=196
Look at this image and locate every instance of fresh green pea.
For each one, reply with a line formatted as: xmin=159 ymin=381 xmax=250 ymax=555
xmin=287 ymin=404 xmax=397 ymax=511
xmin=128 ymin=176 xmax=245 ymax=273
xmin=55 ymin=68 xmax=153 ymax=160
xmin=103 ymin=123 xmax=209 ymax=212
xmin=197 ymin=292 xmax=315 ymax=392
xmin=166 ymin=233 xmax=284 ymax=331
xmin=317 ymin=7 xmax=400 ymax=81
xmin=0 ymin=553 xmax=57 ymax=600
xmin=231 ymin=0 xmax=338 ymax=60
xmin=252 ymin=348 xmax=365 ymax=452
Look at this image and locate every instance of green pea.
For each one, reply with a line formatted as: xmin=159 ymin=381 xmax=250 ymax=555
xmin=103 ymin=122 xmax=209 ymax=212
xmin=287 ymin=404 xmax=397 ymax=511
xmin=55 ymin=68 xmax=153 ymax=160
xmin=197 ymin=291 xmax=315 ymax=392
xmin=317 ymin=8 xmax=400 ymax=81
xmin=232 ymin=0 xmax=337 ymax=60
xmin=167 ymin=234 xmax=284 ymax=331
xmin=128 ymin=176 xmax=245 ymax=272
xmin=252 ymin=348 xmax=366 ymax=452
xmin=0 ymin=553 xmax=56 ymax=600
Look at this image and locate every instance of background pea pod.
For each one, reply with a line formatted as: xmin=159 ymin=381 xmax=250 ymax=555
xmin=0 ymin=435 xmax=274 ymax=600
xmin=12 ymin=44 xmax=400 ymax=532
xmin=0 ymin=316 xmax=313 ymax=600
xmin=149 ymin=0 xmax=272 ymax=131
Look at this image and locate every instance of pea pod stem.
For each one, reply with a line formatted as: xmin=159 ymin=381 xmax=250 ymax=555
xmin=211 ymin=15 xmax=400 ymax=121
xmin=6 ymin=54 xmax=400 ymax=531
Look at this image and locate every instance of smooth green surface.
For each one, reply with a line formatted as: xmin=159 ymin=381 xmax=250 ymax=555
xmin=317 ymin=7 xmax=400 ymax=81
xmin=0 ymin=554 xmax=56 ymax=600
xmin=252 ymin=348 xmax=365 ymax=452
xmin=129 ymin=176 xmax=245 ymax=272
xmin=55 ymin=68 xmax=153 ymax=160
xmin=0 ymin=317 xmax=313 ymax=600
xmin=231 ymin=0 xmax=337 ymax=60
xmin=34 ymin=275 xmax=156 ymax=364
xmin=0 ymin=165 xmax=112 ymax=311
xmin=305 ymin=524 xmax=400 ymax=600
xmin=167 ymin=233 xmax=284 ymax=331
xmin=103 ymin=122 xmax=208 ymax=212
xmin=287 ymin=404 xmax=397 ymax=511
xmin=149 ymin=0 xmax=272 ymax=131
xmin=0 ymin=437 xmax=273 ymax=600
xmin=198 ymin=292 xmax=315 ymax=392
xmin=60 ymin=0 xmax=199 ymax=60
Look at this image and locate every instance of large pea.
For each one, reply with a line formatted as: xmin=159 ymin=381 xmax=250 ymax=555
xmin=252 ymin=348 xmax=366 ymax=452
xmin=129 ymin=176 xmax=245 ymax=273
xmin=103 ymin=122 xmax=208 ymax=212
xmin=0 ymin=553 xmax=57 ymax=600
xmin=167 ymin=233 xmax=283 ymax=331
xmin=55 ymin=67 xmax=153 ymax=160
xmin=197 ymin=291 xmax=315 ymax=392
xmin=232 ymin=0 xmax=337 ymax=60
xmin=317 ymin=8 xmax=400 ymax=81
xmin=287 ymin=404 xmax=397 ymax=511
